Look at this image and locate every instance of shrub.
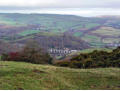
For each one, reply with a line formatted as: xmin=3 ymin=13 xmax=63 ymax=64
xmin=69 ymin=61 xmax=83 ymax=68
xmin=84 ymin=58 xmax=93 ymax=68
xmin=55 ymin=61 xmax=70 ymax=67
xmin=1 ymin=53 xmax=9 ymax=61
xmin=56 ymin=47 xmax=120 ymax=68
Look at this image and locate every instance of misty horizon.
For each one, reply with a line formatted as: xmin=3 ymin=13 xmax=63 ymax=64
xmin=0 ymin=8 xmax=120 ymax=17
xmin=0 ymin=0 xmax=120 ymax=17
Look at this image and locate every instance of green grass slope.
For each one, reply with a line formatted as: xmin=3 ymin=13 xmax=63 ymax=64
xmin=68 ymin=48 xmax=112 ymax=56
xmin=0 ymin=61 xmax=120 ymax=90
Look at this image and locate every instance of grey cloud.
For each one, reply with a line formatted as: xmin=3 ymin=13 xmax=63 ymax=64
xmin=0 ymin=0 xmax=120 ymax=16
xmin=0 ymin=0 xmax=120 ymax=9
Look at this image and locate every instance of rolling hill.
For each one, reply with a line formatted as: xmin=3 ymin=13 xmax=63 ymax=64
xmin=0 ymin=61 xmax=120 ymax=90
xmin=0 ymin=13 xmax=120 ymax=50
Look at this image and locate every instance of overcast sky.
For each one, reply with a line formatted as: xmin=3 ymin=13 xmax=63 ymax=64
xmin=0 ymin=0 xmax=120 ymax=17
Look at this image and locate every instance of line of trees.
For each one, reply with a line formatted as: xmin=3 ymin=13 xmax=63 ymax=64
xmin=1 ymin=40 xmax=53 ymax=64
xmin=55 ymin=47 xmax=120 ymax=68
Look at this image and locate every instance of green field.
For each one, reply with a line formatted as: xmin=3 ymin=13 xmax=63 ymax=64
xmin=68 ymin=48 xmax=112 ymax=56
xmin=0 ymin=61 xmax=120 ymax=90
xmin=19 ymin=30 xmax=41 ymax=36
xmin=74 ymin=32 xmax=83 ymax=37
xmin=92 ymin=27 xmax=120 ymax=37
xmin=82 ymin=34 xmax=101 ymax=42
xmin=103 ymin=38 xmax=120 ymax=43
xmin=85 ymin=23 xmax=100 ymax=29
xmin=78 ymin=48 xmax=112 ymax=53
xmin=0 ymin=15 xmax=25 ymax=26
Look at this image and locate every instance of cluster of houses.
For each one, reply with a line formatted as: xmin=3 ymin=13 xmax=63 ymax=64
xmin=48 ymin=48 xmax=78 ymax=57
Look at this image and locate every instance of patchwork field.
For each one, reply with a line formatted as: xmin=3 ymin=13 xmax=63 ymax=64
xmin=0 ymin=14 xmax=120 ymax=48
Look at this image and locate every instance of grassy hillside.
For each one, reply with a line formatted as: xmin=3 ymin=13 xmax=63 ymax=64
xmin=68 ymin=48 xmax=112 ymax=56
xmin=0 ymin=61 xmax=120 ymax=90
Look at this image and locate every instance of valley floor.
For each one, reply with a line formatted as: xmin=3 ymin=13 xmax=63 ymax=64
xmin=0 ymin=61 xmax=120 ymax=90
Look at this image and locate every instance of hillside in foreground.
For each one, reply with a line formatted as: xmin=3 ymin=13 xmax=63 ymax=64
xmin=0 ymin=61 xmax=120 ymax=90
